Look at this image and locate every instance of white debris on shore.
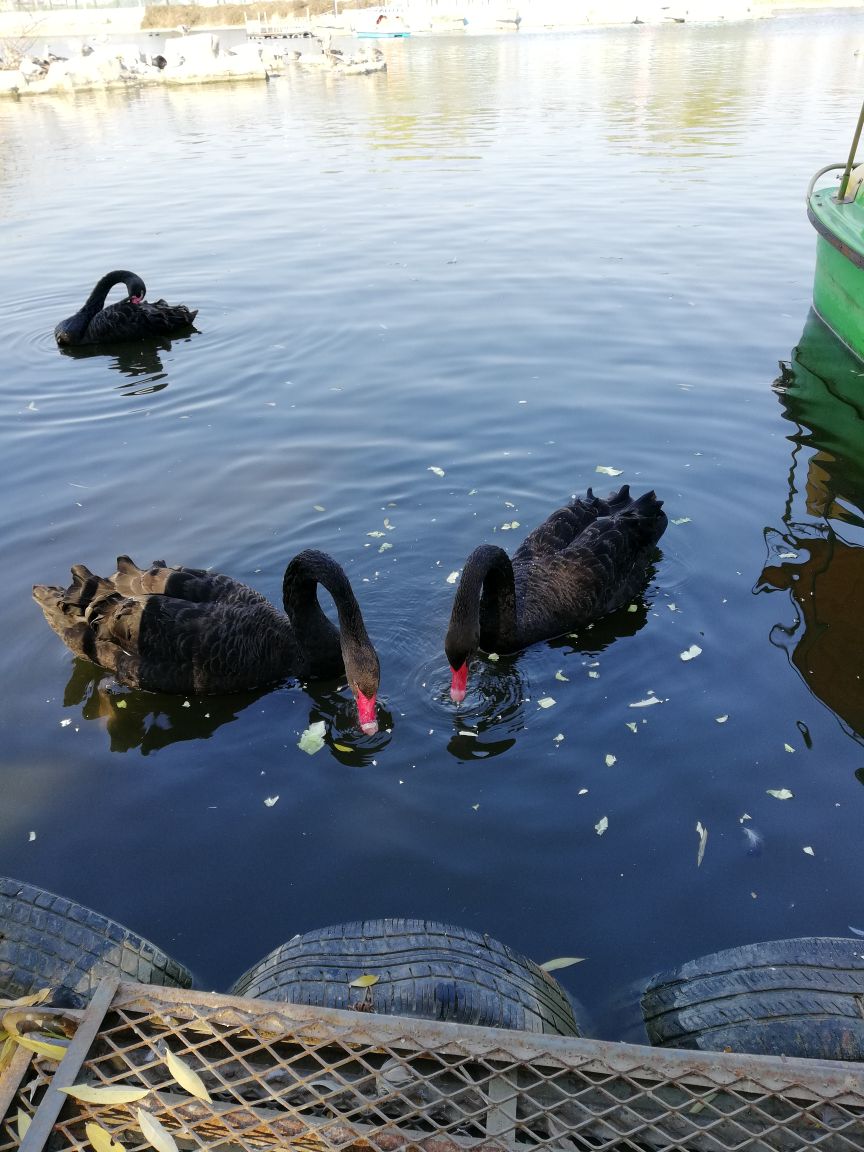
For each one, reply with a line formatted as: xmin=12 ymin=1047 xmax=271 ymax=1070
xmin=0 ymin=30 xmax=384 ymax=98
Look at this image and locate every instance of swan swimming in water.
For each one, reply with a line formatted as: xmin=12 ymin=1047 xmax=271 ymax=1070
xmin=33 ymin=549 xmax=380 ymax=734
xmin=444 ymin=485 xmax=668 ymax=701
xmin=55 ymin=270 xmax=198 ymax=346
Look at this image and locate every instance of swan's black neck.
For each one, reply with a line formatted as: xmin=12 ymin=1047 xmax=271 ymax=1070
xmin=85 ymin=270 xmax=147 ymax=314
xmin=445 ymin=544 xmax=519 ymax=666
xmin=282 ymin=549 xmax=377 ymax=689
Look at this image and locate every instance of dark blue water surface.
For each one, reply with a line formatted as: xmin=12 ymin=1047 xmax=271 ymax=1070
xmin=2 ymin=13 xmax=864 ymax=1040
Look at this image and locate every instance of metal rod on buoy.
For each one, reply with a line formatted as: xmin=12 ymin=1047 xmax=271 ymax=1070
xmin=837 ymin=97 xmax=864 ymax=201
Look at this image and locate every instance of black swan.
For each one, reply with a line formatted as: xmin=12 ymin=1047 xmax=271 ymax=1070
xmin=33 ymin=549 xmax=380 ymax=733
xmin=55 ymin=271 xmax=198 ymax=346
xmin=444 ymin=485 xmax=668 ymax=701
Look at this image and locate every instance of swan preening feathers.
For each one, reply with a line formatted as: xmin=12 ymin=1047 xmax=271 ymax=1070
xmin=444 ymin=485 xmax=668 ymax=701
xmin=55 ymin=270 xmax=198 ymax=346
xmin=33 ymin=550 xmax=380 ymax=734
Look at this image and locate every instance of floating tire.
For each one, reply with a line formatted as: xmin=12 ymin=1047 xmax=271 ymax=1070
xmin=0 ymin=876 xmax=193 ymax=1006
xmin=641 ymin=937 xmax=864 ymax=1061
xmin=230 ymin=918 xmax=580 ymax=1035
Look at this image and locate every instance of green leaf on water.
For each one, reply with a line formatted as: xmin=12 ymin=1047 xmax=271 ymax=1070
xmin=540 ymin=956 xmax=585 ymax=972
xmin=696 ymin=821 xmax=708 ymax=867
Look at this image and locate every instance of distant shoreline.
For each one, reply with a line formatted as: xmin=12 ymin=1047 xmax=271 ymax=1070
xmin=1 ymin=0 xmax=862 ymax=43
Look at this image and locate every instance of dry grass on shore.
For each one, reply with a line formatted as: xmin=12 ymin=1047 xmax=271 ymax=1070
xmin=141 ymin=0 xmax=378 ymax=30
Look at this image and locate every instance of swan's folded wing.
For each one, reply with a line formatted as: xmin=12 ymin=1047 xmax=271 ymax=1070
xmin=513 ymin=491 xmax=606 ymax=562
xmin=111 ymin=557 xmax=270 ymax=608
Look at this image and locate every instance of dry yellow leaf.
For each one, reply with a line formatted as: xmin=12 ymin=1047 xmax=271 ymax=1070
xmin=165 ymin=1048 xmax=211 ymax=1102
xmin=61 ymin=1084 xmax=150 ymax=1105
xmin=0 ymin=989 xmax=52 ymax=1011
xmin=85 ymin=1122 xmax=124 ymax=1152
xmin=3 ymin=1013 xmax=67 ymax=1062
xmin=349 ymin=974 xmax=380 ymax=988
xmin=136 ymin=1108 xmax=179 ymax=1152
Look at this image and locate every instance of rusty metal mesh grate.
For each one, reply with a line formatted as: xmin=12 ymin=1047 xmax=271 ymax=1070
xmin=3 ymin=981 xmax=864 ymax=1151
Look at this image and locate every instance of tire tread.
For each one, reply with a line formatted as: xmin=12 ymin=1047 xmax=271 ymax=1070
xmin=0 ymin=876 xmax=192 ymax=1002
xmin=231 ymin=918 xmax=579 ymax=1036
xmin=641 ymin=937 xmax=864 ymax=1060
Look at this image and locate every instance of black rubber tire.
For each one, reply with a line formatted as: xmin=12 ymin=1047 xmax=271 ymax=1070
xmin=641 ymin=937 xmax=864 ymax=1061
xmin=230 ymin=918 xmax=580 ymax=1035
xmin=0 ymin=876 xmax=193 ymax=1006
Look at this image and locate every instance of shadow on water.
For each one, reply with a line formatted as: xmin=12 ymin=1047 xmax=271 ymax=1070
xmin=58 ymin=330 xmax=198 ymax=395
xmin=62 ymin=659 xmax=392 ymax=759
xmin=755 ymin=310 xmax=864 ymax=749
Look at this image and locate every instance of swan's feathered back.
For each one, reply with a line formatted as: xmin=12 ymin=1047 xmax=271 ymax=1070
xmin=33 ymin=551 xmax=379 ymax=731
xmin=55 ymin=271 xmax=198 ymax=347
xmin=513 ymin=486 xmax=667 ymax=645
xmin=445 ymin=485 xmax=667 ymax=695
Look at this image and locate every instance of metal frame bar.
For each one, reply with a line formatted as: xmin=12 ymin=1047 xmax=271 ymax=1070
xmin=3 ymin=979 xmax=863 ymax=1152
xmin=18 ymin=978 xmax=118 ymax=1152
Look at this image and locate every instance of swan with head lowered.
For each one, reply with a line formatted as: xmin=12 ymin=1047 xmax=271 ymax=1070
xmin=55 ymin=271 xmax=198 ymax=346
xmin=444 ymin=485 xmax=667 ymax=701
xmin=33 ymin=549 xmax=380 ymax=733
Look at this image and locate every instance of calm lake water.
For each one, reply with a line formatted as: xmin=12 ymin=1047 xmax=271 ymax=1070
xmin=2 ymin=12 xmax=864 ymax=1041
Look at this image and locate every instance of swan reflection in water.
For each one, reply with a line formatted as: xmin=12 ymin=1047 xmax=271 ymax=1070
xmin=58 ymin=336 xmax=197 ymax=395
xmin=61 ymin=660 xmax=392 ymax=760
xmin=62 ymin=658 xmax=265 ymax=754
xmin=756 ymin=310 xmax=864 ymax=744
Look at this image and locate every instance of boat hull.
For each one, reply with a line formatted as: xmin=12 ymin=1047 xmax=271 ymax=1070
xmin=807 ymin=185 xmax=864 ymax=362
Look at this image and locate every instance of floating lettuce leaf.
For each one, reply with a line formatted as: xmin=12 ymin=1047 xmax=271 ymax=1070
xmin=298 ymin=721 xmax=327 ymax=755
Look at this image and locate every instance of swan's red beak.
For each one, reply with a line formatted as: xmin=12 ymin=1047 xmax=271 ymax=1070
xmin=130 ymin=295 xmax=143 ymax=304
xmin=356 ymin=690 xmax=378 ymax=735
xmin=450 ymin=663 xmax=468 ymax=704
